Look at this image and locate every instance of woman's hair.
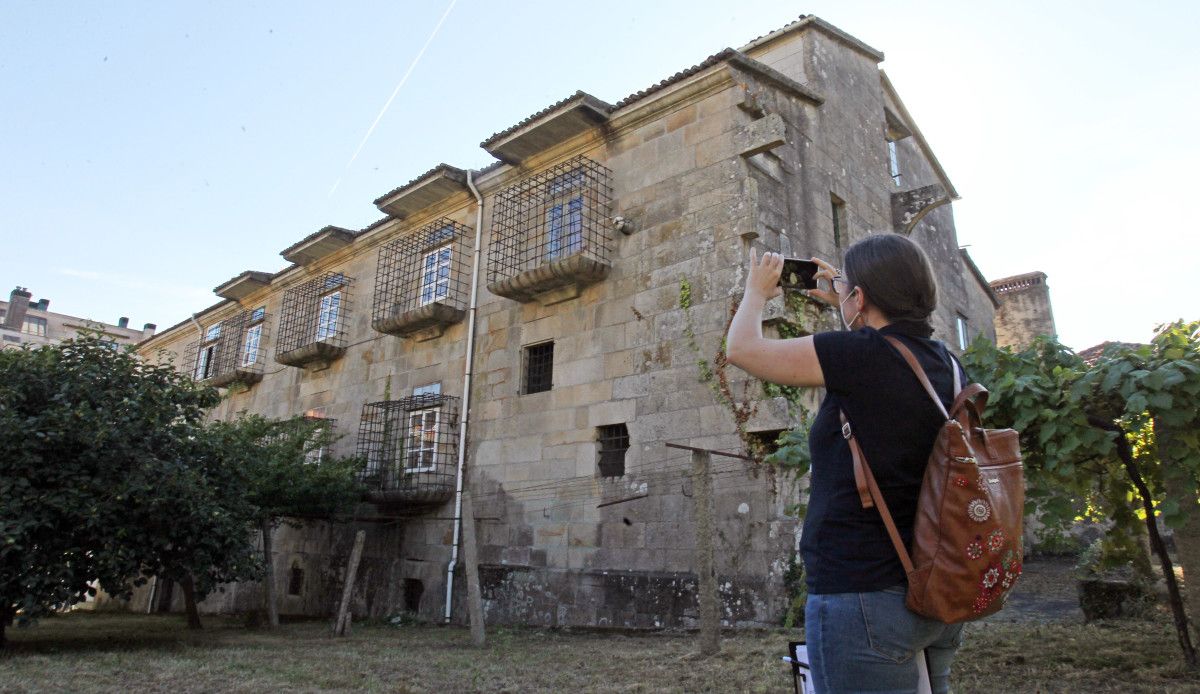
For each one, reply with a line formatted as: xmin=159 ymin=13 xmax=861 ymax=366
xmin=843 ymin=234 xmax=938 ymax=335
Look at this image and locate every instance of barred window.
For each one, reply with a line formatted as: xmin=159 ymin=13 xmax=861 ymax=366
xmin=276 ymin=271 xmax=352 ymax=365
xmin=523 ymin=342 xmax=554 ymax=394
xmin=597 ymin=423 xmax=629 ymax=477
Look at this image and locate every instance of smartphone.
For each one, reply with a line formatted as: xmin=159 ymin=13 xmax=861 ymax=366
xmin=778 ymin=258 xmax=819 ymax=290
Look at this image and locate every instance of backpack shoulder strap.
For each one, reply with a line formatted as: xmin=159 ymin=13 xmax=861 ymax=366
xmin=883 ymin=336 xmax=949 ymax=419
xmin=840 ymin=410 xmax=916 ymax=576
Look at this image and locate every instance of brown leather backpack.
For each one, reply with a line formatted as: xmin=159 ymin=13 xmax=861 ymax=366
xmin=840 ymin=336 xmax=1025 ymax=623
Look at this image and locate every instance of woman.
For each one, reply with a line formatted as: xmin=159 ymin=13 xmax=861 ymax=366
xmin=726 ymin=234 xmax=965 ymax=694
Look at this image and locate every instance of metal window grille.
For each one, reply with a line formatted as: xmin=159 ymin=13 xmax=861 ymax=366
xmin=523 ymin=342 xmax=554 ymax=394
xmin=372 ymin=219 xmax=471 ymax=326
xmin=185 ymin=308 xmax=271 ymax=384
xmin=356 ymin=394 xmax=461 ymax=505
xmin=597 ymin=423 xmax=629 ymax=477
xmin=487 ymin=155 xmax=613 ymax=285
xmin=276 ymin=272 xmax=352 ymax=357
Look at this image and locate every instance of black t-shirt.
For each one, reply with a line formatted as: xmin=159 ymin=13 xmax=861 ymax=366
xmin=802 ymin=323 xmax=963 ymax=594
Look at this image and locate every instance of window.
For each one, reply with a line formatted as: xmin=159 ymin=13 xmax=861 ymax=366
xmin=419 ymin=245 xmax=453 ymax=305
xmin=597 ymin=424 xmax=630 ymax=477
xmin=315 ymin=290 xmax=341 ymax=341
xmin=241 ymin=307 xmax=266 ymax=367
xmin=523 ymin=342 xmax=554 ymax=394
xmin=887 ymin=139 xmax=902 ymax=186
xmin=406 ymin=382 xmax=442 ymax=473
xmin=956 ymin=314 xmax=969 ymax=351
xmin=830 ymin=194 xmax=846 ymax=249
xmin=195 ymin=323 xmax=220 ymax=379
xmin=302 ymin=409 xmax=332 ymax=465
xmin=22 ymin=316 xmax=47 ymax=336
xmin=406 ymin=407 xmax=439 ymax=473
xmin=546 ymin=169 xmax=585 ymax=260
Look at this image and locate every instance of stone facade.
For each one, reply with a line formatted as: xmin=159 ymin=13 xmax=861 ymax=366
xmin=0 ymin=286 xmax=154 ymax=349
xmin=137 ymin=16 xmax=1000 ymax=628
xmin=990 ymin=271 xmax=1057 ymax=348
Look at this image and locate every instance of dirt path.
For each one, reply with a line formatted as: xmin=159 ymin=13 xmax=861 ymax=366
xmin=983 ymin=555 xmax=1084 ymax=624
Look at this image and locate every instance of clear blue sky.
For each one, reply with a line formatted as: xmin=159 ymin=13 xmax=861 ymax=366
xmin=2 ymin=1 xmax=1195 ymax=349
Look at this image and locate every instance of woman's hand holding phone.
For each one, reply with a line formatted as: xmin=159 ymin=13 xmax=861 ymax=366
xmin=806 ymin=257 xmax=841 ymax=305
xmin=745 ymin=248 xmax=784 ymax=302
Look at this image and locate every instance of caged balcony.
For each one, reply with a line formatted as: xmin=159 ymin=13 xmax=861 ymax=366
xmin=486 ymin=155 xmax=613 ymax=304
xmin=187 ymin=307 xmax=270 ymax=387
xmin=275 ymin=272 xmax=353 ymax=369
xmin=356 ymin=394 xmax=461 ymax=507
xmin=371 ymin=219 xmax=472 ymax=340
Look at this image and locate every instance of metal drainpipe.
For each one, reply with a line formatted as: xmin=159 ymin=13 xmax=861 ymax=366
xmin=445 ymin=170 xmax=486 ymax=623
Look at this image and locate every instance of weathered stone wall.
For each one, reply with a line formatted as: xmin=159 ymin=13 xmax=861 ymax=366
xmin=992 ymin=272 xmax=1056 ymax=348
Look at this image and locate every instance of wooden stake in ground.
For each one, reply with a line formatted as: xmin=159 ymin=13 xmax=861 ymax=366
xmin=692 ymin=449 xmax=720 ymax=656
xmin=460 ymin=488 xmax=486 ymax=647
xmin=261 ymin=518 xmax=279 ymax=628
xmin=332 ymin=529 xmax=366 ymax=637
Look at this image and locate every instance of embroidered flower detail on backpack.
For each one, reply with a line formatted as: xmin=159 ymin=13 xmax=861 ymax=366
xmin=1001 ymin=571 xmax=1015 ymax=589
xmin=973 ymin=594 xmax=991 ymax=614
xmin=953 ymin=475 xmax=971 ymax=489
xmin=967 ymin=498 xmax=991 ymax=523
xmin=966 ymin=540 xmax=983 ymax=560
xmin=987 ymin=529 xmax=1006 ymax=553
xmin=981 ymin=565 xmax=1001 ymax=589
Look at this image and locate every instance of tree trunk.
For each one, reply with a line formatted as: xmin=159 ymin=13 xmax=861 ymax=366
xmin=1096 ymin=417 xmax=1196 ymax=667
xmin=180 ymin=574 xmax=203 ymax=630
xmin=0 ymin=605 xmax=10 ymax=648
xmin=460 ymin=488 xmax=486 ymax=647
xmin=1158 ymin=419 xmax=1200 ymax=629
xmin=262 ymin=517 xmax=279 ymax=629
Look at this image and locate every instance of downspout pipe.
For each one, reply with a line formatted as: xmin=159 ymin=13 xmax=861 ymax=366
xmin=445 ymin=170 xmax=486 ymax=623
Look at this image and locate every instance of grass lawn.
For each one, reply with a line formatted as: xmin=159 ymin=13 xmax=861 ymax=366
xmin=1 ymin=611 xmax=1198 ymax=693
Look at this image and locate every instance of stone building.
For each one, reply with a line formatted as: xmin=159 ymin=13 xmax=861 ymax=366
xmin=136 ymin=16 xmax=1000 ymax=627
xmin=1 ymin=286 xmax=155 ymax=349
xmin=990 ymin=271 xmax=1057 ymax=348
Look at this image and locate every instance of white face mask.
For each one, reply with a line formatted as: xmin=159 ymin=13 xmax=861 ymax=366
xmin=840 ymin=289 xmax=862 ymax=331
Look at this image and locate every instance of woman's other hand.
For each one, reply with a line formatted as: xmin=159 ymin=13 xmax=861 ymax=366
xmin=746 ymin=248 xmax=784 ymax=302
xmin=807 ymin=256 xmax=840 ymax=305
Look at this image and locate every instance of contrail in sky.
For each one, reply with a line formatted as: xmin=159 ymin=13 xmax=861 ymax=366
xmin=328 ymin=0 xmax=458 ymax=197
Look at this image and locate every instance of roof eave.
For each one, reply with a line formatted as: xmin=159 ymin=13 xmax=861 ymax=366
xmin=373 ymin=165 xmax=469 ymax=218
xmin=481 ymin=92 xmax=614 ymax=165
xmin=280 ymin=226 xmax=357 ymax=265
xmin=213 ymin=270 xmax=273 ymax=301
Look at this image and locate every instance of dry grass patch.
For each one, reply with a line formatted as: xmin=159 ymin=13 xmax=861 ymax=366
xmin=1 ymin=612 xmax=1198 ymax=693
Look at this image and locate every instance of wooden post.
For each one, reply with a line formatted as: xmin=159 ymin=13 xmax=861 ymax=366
xmin=332 ymin=529 xmax=366 ymax=637
xmin=461 ymin=488 xmax=486 ymax=646
xmin=261 ymin=517 xmax=279 ymax=628
xmin=692 ymin=449 xmax=720 ymax=656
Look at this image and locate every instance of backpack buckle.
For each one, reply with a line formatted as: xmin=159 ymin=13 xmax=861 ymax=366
xmin=841 ymin=422 xmax=853 ymax=440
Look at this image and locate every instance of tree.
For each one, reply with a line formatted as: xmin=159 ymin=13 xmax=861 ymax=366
xmin=961 ymin=321 xmax=1200 ymax=666
xmin=214 ymin=414 xmax=364 ymax=628
xmin=0 ymin=333 xmax=220 ymax=644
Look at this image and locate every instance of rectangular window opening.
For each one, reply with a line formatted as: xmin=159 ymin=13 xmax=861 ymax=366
xmin=597 ymin=423 xmax=630 ymax=478
xmin=419 ymin=244 xmax=453 ymax=306
xmin=523 ymin=342 xmax=554 ymax=394
xmin=748 ymin=429 xmax=786 ymax=460
xmin=315 ymin=290 xmax=341 ymax=342
xmin=830 ymin=194 xmax=846 ymax=250
xmin=405 ymin=407 xmax=440 ymax=473
xmin=956 ymin=314 xmax=969 ymax=351
xmin=887 ymin=139 xmax=902 ymax=187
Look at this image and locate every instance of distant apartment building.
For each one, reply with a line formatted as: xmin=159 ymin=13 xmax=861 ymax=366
xmin=1 ymin=286 xmax=155 ymax=348
xmin=135 ymin=16 xmax=1005 ymax=628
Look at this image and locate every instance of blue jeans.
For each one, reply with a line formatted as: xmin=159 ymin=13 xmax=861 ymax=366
xmin=804 ymin=584 xmax=964 ymax=694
